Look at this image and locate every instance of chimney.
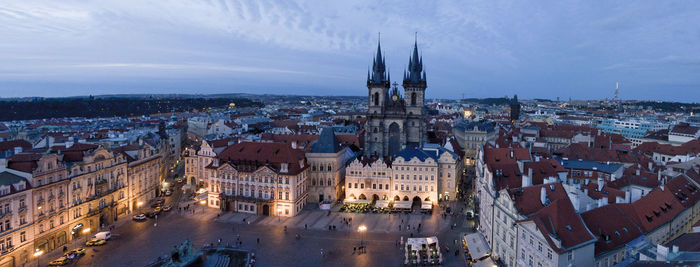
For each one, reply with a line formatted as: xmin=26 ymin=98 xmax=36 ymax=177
xmin=510 ymin=150 xmax=514 ymax=158
xmin=13 ymin=147 xmax=22 ymax=154
xmin=597 ymin=178 xmax=604 ymax=191
xmin=540 ymin=187 xmax=547 ymax=205
xmin=636 ymin=169 xmax=640 ymax=176
xmin=291 ymin=141 xmax=297 ymax=149
xmin=648 ymin=162 xmax=653 ymax=172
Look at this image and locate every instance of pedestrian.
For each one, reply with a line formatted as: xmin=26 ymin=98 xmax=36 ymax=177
xmin=63 ymin=246 xmax=67 ymax=253
xmin=257 ymin=238 xmax=260 ymax=244
xmin=353 ymin=247 xmax=356 ymax=254
xmin=305 ymin=224 xmax=307 ymax=230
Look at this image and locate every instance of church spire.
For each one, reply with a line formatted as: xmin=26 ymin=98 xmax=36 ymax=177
xmin=404 ymin=33 xmax=425 ymax=84
xmin=368 ymin=34 xmax=388 ymax=85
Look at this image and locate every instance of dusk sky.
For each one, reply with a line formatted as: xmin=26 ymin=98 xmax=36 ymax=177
xmin=1 ymin=1 xmax=699 ymax=101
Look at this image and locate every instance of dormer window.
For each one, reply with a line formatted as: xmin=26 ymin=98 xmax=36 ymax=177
xmin=281 ymin=163 xmax=289 ymax=173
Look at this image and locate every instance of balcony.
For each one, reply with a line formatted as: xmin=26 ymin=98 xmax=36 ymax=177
xmin=48 ymin=194 xmax=55 ymax=200
xmin=18 ymin=206 xmax=27 ymax=213
xmin=0 ymin=245 xmax=15 ymax=255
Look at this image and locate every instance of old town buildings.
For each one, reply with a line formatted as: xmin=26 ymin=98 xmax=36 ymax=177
xmin=0 ymin=139 xmax=164 ymax=267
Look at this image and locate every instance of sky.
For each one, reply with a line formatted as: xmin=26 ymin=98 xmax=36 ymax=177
xmin=1 ymin=1 xmax=700 ymax=101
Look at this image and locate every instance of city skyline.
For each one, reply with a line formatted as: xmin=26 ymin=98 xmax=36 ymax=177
xmin=2 ymin=1 xmax=700 ymax=101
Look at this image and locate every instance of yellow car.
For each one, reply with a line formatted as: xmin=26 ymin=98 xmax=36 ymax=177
xmin=48 ymin=257 xmax=69 ymax=266
xmin=65 ymin=247 xmax=86 ymax=258
xmin=153 ymin=206 xmax=163 ymax=213
xmin=85 ymin=239 xmax=106 ymax=246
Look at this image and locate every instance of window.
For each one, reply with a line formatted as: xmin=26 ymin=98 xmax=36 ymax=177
xmin=360 ymin=183 xmax=364 ymax=189
xmin=285 ymin=192 xmax=289 ymax=200
xmin=20 ymin=231 xmax=26 ymax=242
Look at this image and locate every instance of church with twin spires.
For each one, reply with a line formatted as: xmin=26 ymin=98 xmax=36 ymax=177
xmin=365 ymin=38 xmax=427 ymax=157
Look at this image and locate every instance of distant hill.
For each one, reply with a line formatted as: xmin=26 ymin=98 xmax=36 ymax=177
xmin=0 ymin=97 xmax=262 ymax=121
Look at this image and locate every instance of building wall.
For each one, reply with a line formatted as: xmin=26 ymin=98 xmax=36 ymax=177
xmin=207 ymin=163 xmax=309 ymax=217
xmin=0 ymin=175 xmax=34 ymax=267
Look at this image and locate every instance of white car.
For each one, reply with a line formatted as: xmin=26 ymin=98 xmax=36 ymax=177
xmin=132 ymin=213 xmax=147 ymax=221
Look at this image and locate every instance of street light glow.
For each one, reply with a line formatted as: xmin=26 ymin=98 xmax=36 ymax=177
xmin=200 ymin=200 xmax=206 ymax=205
xmin=33 ymin=249 xmax=43 ymax=257
xmin=137 ymin=202 xmax=143 ymax=207
xmin=82 ymin=227 xmax=91 ymax=233
xmin=358 ymin=225 xmax=367 ymax=232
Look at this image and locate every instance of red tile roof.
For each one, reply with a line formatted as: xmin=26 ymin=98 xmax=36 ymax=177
xmin=483 ymin=146 xmax=530 ymax=165
xmin=509 ymin=182 xmax=570 ymax=216
xmin=581 ymin=204 xmax=644 ymax=256
xmin=617 ymin=186 xmax=683 ymax=233
xmin=0 ymin=140 xmax=32 ymax=153
xmin=635 ymin=139 xmax=700 ymax=156
xmin=217 ymin=142 xmax=308 ymax=175
xmin=523 ymin=197 xmax=596 ymax=253
xmin=523 ymin=158 xmax=567 ymax=185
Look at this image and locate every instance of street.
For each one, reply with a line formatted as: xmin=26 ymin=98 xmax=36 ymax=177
xmin=32 ymin=178 xmax=476 ymax=267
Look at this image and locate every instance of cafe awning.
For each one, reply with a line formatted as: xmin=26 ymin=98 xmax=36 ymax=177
xmin=421 ymin=201 xmax=433 ymax=210
xmin=343 ymin=198 xmax=370 ymax=204
xmin=375 ymin=200 xmax=390 ymax=208
xmin=393 ymin=201 xmax=412 ymax=209
xmin=463 ymin=233 xmax=490 ymax=261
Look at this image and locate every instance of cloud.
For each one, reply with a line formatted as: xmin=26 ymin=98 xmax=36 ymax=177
xmin=0 ymin=0 xmax=699 ymax=101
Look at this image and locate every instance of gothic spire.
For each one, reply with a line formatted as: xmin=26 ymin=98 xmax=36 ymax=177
xmin=404 ymin=35 xmax=425 ymax=84
xmin=368 ymin=35 xmax=388 ymax=85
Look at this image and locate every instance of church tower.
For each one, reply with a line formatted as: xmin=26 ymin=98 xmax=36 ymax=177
xmin=403 ymin=38 xmax=427 ymax=147
xmin=364 ymin=37 xmax=427 ymax=157
xmin=366 ymin=38 xmax=392 ymax=156
xmin=367 ymin=39 xmax=390 ymax=115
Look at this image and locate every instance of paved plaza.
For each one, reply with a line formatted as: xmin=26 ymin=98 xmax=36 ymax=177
xmin=27 ymin=183 xmax=474 ymax=267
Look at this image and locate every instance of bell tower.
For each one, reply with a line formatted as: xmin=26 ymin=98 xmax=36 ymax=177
xmin=367 ymin=37 xmax=390 ymax=115
xmin=403 ymin=36 xmax=427 ymax=147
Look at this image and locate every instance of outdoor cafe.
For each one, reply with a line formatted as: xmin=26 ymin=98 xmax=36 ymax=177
xmin=404 ymin=236 xmax=443 ymax=266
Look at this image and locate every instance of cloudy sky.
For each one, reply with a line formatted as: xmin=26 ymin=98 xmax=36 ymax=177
xmin=1 ymin=1 xmax=699 ymax=101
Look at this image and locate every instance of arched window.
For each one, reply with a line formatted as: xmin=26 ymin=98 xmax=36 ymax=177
xmin=411 ymin=92 xmax=417 ymax=105
xmin=374 ymin=92 xmax=379 ymax=106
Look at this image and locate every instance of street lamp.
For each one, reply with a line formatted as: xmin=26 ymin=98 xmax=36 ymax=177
xmin=83 ymin=227 xmax=91 ymax=244
xmin=358 ymin=225 xmax=367 ymax=246
xmin=33 ymin=249 xmax=44 ymax=267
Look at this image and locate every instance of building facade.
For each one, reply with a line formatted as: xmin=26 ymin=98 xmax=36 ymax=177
xmin=344 ymin=146 xmax=458 ymax=205
xmin=205 ymin=142 xmax=309 ymax=217
xmin=365 ymin=40 xmax=427 ymax=157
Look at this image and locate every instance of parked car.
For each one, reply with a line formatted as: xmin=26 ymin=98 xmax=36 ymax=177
xmin=133 ymin=213 xmax=147 ymax=221
xmin=466 ymin=211 xmax=473 ymax=220
xmin=69 ymin=247 xmax=86 ymax=256
xmin=153 ymin=206 xmax=163 ymax=213
xmin=151 ymin=202 xmax=162 ymax=208
xmin=163 ymin=205 xmax=172 ymax=212
xmin=146 ymin=211 xmax=157 ymax=218
xmin=85 ymin=239 xmax=106 ymax=246
xmin=64 ymin=247 xmax=86 ymax=259
xmin=177 ymin=178 xmax=183 ymax=183
xmin=48 ymin=257 xmax=69 ymax=266
xmin=155 ymin=198 xmax=166 ymax=204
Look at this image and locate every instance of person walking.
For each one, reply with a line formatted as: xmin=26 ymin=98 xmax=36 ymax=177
xmin=257 ymin=238 xmax=260 ymax=244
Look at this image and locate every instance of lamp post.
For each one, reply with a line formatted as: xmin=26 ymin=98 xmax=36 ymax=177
xmin=358 ymin=225 xmax=367 ymax=246
xmin=33 ymin=249 xmax=44 ymax=267
xmin=83 ymin=227 xmax=91 ymax=244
